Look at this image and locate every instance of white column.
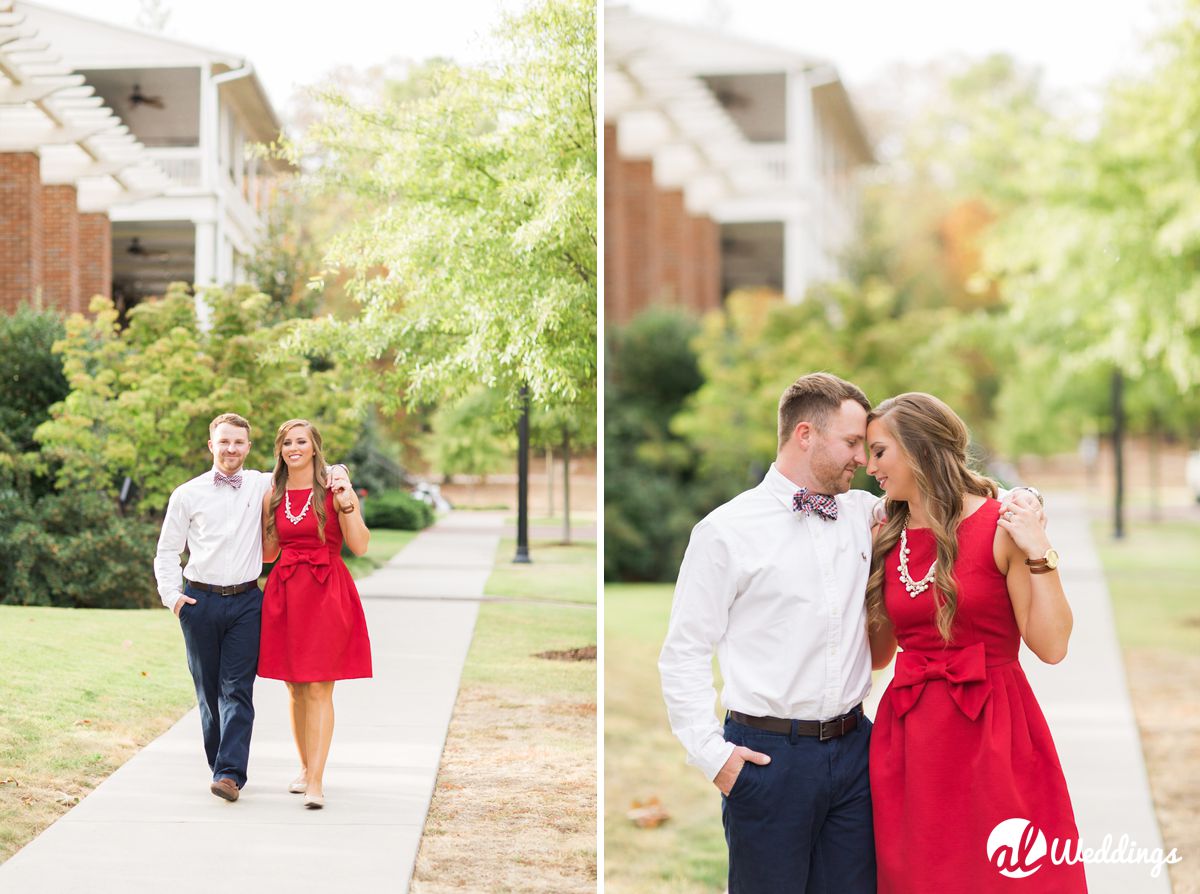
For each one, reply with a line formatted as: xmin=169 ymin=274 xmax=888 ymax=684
xmin=216 ymin=221 xmax=234 ymax=284
xmin=784 ymin=69 xmax=815 ymax=302
xmin=198 ymin=64 xmax=218 ymax=192
xmin=783 ymin=216 xmax=810 ymax=304
xmin=194 ymin=219 xmax=217 ymax=328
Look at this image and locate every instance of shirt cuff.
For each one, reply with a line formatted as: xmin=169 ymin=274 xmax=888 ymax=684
xmin=162 ymin=591 xmax=183 ymax=613
xmin=698 ymin=735 xmax=737 ymax=782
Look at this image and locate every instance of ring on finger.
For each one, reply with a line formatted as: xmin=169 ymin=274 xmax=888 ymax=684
xmin=1004 ymin=510 xmax=1015 ymax=521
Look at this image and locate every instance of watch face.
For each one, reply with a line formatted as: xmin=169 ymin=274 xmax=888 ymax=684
xmin=1045 ymin=548 xmax=1060 ymax=569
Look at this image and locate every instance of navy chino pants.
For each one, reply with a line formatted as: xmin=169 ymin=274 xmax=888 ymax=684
xmin=721 ymin=711 xmax=876 ymax=894
xmin=177 ymin=582 xmax=262 ymax=789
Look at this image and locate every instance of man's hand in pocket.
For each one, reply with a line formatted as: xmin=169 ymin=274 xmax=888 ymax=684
xmin=714 ymin=745 xmax=771 ymax=795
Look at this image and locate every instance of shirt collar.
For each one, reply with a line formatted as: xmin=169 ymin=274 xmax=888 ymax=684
xmin=763 ymin=462 xmax=812 ymax=513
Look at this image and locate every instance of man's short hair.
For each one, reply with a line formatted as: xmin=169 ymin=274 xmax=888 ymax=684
xmin=209 ymin=413 xmax=251 ymax=438
xmin=777 ymin=373 xmax=870 ymax=451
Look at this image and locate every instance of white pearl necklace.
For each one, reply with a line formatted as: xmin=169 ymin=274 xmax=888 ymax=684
xmin=284 ymin=490 xmax=312 ymax=525
xmin=898 ymin=525 xmax=936 ymax=598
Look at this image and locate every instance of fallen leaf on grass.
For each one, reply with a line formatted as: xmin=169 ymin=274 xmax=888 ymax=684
xmin=19 ymin=795 xmax=33 ymax=806
xmin=53 ymin=792 xmax=78 ymax=806
xmin=0 ymin=777 xmax=20 ymax=787
xmin=74 ymin=719 xmax=92 ymax=726
xmin=140 ymin=671 xmax=148 ymax=677
xmin=628 ymin=796 xmax=670 ymax=828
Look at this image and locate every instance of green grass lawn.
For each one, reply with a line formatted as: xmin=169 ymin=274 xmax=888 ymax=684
xmin=1092 ymin=519 xmax=1200 ymax=654
xmin=484 ymin=538 xmax=597 ymax=604
xmin=604 ymin=584 xmax=727 ymax=894
xmin=341 ymin=527 xmax=418 ymax=579
xmin=0 ymin=607 xmax=194 ymax=862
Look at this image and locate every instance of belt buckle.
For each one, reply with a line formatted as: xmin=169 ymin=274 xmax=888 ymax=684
xmin=819 ymin=715 xmax=849 ymax=742
xmin=219 ymin=584 xmax=237 ymax=596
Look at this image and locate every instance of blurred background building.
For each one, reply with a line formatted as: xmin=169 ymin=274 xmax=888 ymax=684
xmin=604 ymin=6 xmax=874 ymax=324
xmin=1 ymin=0 xmax=289 ymax=318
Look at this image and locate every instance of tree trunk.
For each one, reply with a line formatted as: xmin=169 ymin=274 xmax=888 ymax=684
xmin=1112 ymin=368 xmax=1125 ymax=540
xmin=561 ymin=425 xmax=572 ymax=545
xmin=1149 ymin=413 xmax=1161 ymax=523
xmin=546 ymin=445 xmax=554 ymax=517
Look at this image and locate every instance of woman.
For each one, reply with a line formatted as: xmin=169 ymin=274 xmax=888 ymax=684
xmin=865 ymin=393 xmax=1086 ymax=892
xmin=259 ymin=419 xmax=372 ymax=809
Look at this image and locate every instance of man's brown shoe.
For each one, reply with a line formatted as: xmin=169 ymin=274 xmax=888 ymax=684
xmin=210 ymin=778 xmax=239 ymax=802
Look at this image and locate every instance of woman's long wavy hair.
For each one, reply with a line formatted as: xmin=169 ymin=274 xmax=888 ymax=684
xmin=266 ymin=419 xmax=329 ymax=544
xmin=865 ymin=393 xmax=997 ymax=643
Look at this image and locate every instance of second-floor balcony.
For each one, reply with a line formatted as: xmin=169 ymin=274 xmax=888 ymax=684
xmin=146 ymin=146 xmax=203 ymax=189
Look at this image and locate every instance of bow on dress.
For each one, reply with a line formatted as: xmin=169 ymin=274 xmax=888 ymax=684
xmin=274 ymin=547 xmax=332 ymax=585
xmin=890 ymin=641 xmax=992 ymax=721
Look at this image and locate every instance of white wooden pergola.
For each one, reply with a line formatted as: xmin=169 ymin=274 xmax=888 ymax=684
xmin=0 ymin=0 xmax=168 ymax=216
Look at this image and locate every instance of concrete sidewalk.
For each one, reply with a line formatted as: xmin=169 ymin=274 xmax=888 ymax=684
xmin=0 ymin=512 xmax=504 ymax=894
xmin=865 ymin=492 xmax=1172 ymax=892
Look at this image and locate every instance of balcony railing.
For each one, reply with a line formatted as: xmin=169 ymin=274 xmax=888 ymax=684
xmin=144 ymin=147 xmax=203 ymax=188
xmin=748 ymin=143 xmax=790 ymax=184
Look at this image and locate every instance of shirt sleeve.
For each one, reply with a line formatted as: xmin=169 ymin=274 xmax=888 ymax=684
xmin=658 ymin=518 xmax=739 ymax=782
xmin=153 ymin=487 xmax=189 ymax=611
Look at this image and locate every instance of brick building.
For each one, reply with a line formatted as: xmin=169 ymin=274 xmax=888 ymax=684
xmin=0 ymin=0 xmax=170 ymax=315
xmin=605 ymin=8 xmax=875 ymax=325
xmin=2 ymin=1 xmax=289 ymax=322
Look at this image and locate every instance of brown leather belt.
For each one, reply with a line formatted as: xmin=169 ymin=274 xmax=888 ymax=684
xmin=729 ymin=705 xmax=862 ymax=741
xmin=185 ymin=578 xmax=259 ymax=596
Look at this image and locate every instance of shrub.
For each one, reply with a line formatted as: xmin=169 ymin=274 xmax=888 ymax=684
xmin=35 ymin=287 xmax=361 ymax=512
xmin=0 ymin=489 xmax=160 ymax=609
xmin=362 ymin=489 xmax=435 ymax=531
xmin=0 ymin=306 xmax=68 ymax=453
xmin=604 ymin=308 xmax=707 ymax=581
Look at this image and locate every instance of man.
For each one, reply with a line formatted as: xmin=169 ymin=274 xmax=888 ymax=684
xmin=659 ymin=373 xmax=1042 ymax=892
xmin=153 ymin=413 xmax=349 ymax=802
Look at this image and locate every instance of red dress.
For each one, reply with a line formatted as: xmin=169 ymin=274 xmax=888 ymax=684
xmin=870 ymin=499 xmax=1086 ymax=892
xmin=258 ymin=488 xmax=372 ymax=682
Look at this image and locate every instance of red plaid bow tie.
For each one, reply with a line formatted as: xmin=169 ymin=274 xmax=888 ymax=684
xmin=793 ymin=487 xmax=837 ymax=521
xmin=214 ymin=471 xmax=243 ymax=490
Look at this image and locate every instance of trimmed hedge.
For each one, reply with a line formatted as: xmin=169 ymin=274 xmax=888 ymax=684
xmin=362 ymin=490 xmax=435 ymax=531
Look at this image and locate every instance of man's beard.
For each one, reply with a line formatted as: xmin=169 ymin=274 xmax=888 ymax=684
xmin=811 ymin=443 xmax=851 ymax=494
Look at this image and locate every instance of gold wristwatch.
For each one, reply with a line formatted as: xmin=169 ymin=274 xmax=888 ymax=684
xmin=1025 ymin=548 xmax=1060 ymax=574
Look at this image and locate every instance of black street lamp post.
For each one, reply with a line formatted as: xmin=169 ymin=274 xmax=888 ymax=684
xmin=514 ymin=384 xmax=532 ymax=563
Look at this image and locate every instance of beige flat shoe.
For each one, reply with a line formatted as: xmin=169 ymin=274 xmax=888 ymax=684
xmin=288 ymin=774 xmax=307 ymax=794
xmin=303 ymin=793 xmax=324 ymax=809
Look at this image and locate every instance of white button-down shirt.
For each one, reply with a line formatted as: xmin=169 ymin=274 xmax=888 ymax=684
xmin=153 ymin=467 xmax=274 ymax=612
xmin=659 ymin=463 xmax=879 ymax=781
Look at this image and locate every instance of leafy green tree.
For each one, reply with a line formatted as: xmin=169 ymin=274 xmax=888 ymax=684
xmin=272 ymin=0 xmax=596 ymax=418
xmin=671 ymin=287 xmax=980 ymax=488
xmin=422 ymin=387 xmax=513 ymax=483
xmin=605 ymin=308 xmax=709 ymax=581
xmin=530 ymin=396 xmax=596 ymax=542
xmin=242 ymin=180 xmax=324 ymax=322
xmin=0 ymin=307 xmax=68 ymax=454
xmin=959 ymin=7 xmax=1200 ymax=532
xmin=35 ymin=285 xmax=360 ymax=512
